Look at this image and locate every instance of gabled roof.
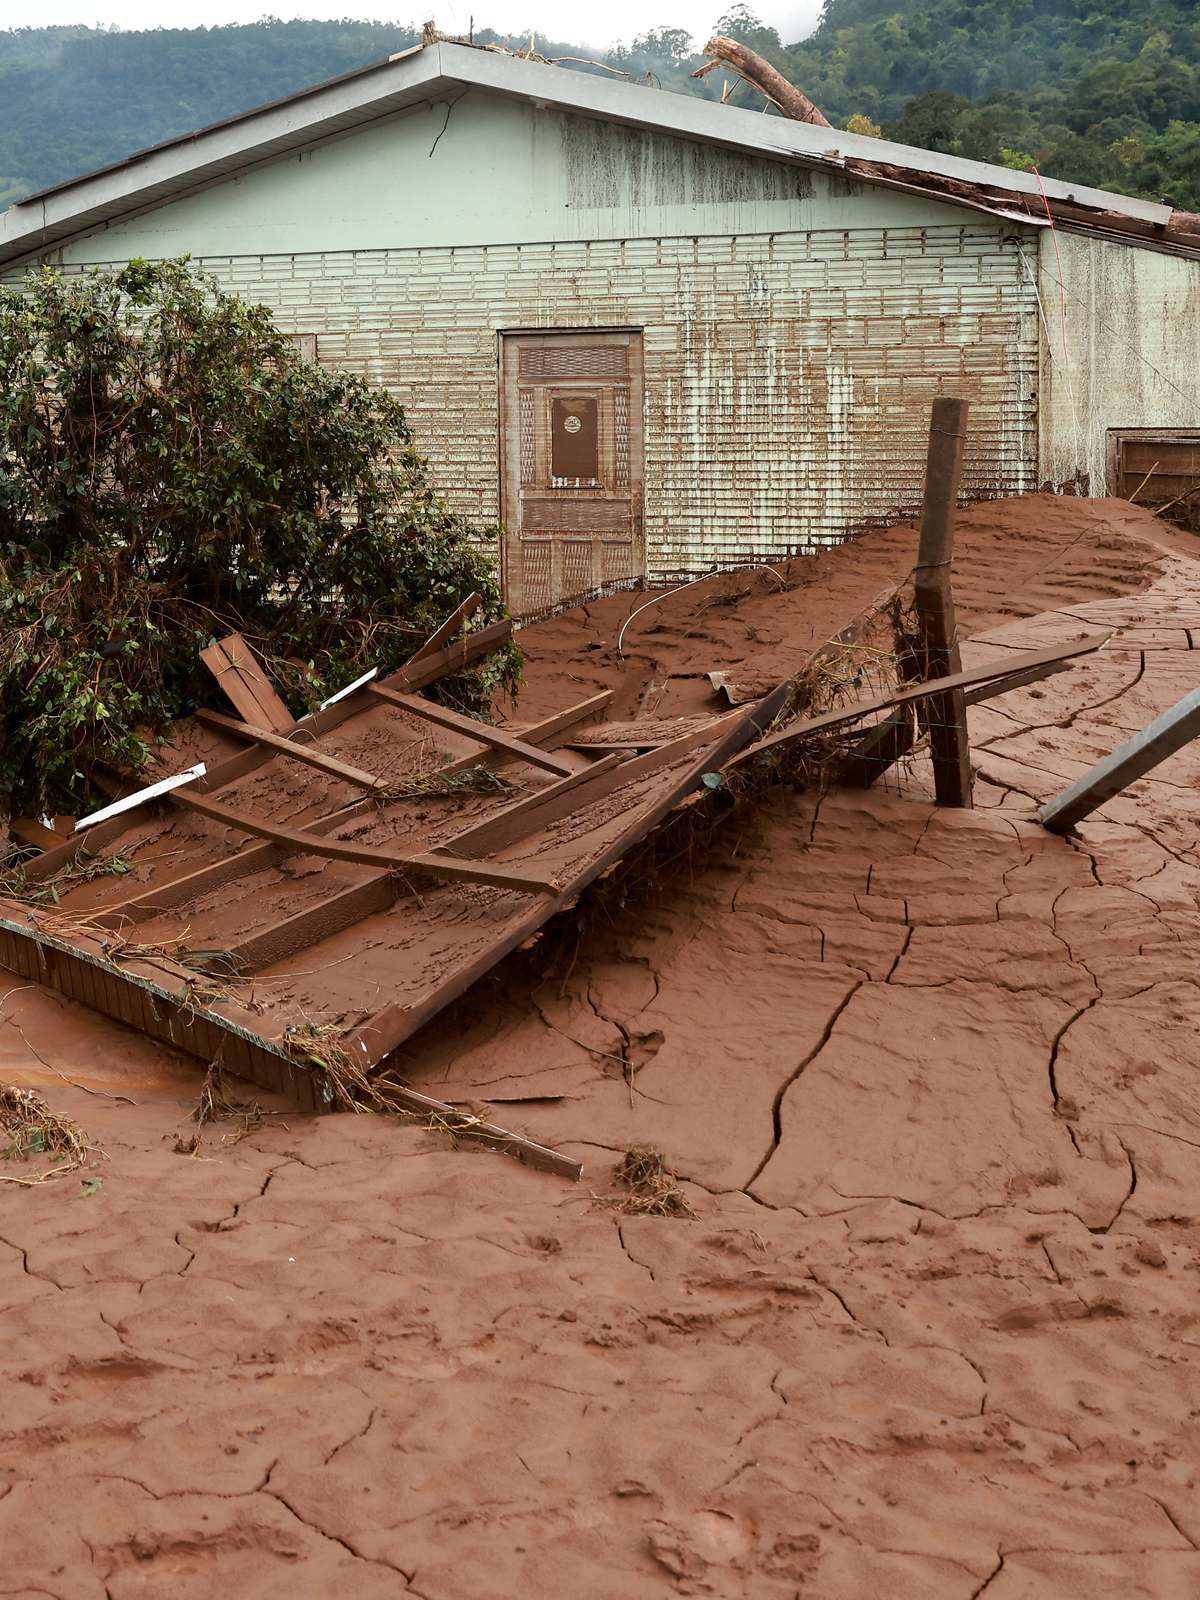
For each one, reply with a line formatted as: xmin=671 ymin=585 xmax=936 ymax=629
xmin=2 ymin=39 xmax=1197 ymax=267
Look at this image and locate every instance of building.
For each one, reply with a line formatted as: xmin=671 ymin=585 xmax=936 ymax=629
xmin=2 ymin=40 xmax=1199 ymax=613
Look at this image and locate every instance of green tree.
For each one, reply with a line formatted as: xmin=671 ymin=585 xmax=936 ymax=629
xmin=0 ymin=259 xmax=513 ymax=818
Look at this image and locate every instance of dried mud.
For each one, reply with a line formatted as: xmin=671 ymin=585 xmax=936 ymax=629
xmin=4 ymin=496 xmax=1200 ymax=1598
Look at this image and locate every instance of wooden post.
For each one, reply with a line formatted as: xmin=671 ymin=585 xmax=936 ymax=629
xmin=913 ymin=397 xmax=973 ymax=808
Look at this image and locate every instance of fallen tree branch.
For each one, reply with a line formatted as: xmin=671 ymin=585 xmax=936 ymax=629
xmin=693 ymin=35 xmax=831 ymax=127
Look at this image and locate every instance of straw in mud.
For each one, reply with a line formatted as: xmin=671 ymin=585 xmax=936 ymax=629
xmin=0 ymin=1084 xmax=101 ymax=1184
xmin=599 ymin=1146 xmax=695 ymax=1218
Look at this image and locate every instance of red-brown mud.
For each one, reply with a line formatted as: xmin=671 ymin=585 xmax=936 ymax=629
xmin=4 ymin=497 xmax=1200 ymax=1598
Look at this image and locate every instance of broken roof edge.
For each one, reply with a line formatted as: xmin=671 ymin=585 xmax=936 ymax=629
xmin=0 ymin=38 xmax=1194 ymax=269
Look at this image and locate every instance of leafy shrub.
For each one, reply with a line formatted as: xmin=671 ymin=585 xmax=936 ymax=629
xmin=0 ymin=258 xmax=516 ymax=818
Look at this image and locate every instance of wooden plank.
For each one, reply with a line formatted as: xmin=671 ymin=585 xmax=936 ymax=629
xmin=438 ymin=753 xmax=627 ymax=858
xmin=913 ymin=396 xmax=973 ymax=807
xmin=378 ymin=618 xmax=513 ymax=694
xmin=368 ymin=685 xmax=576 ymax=777
xmin=170 ymin=789 xmax=559 ymax=893
xmin=1040 ymin=684 xmax=1200 ymax=834
xmin=960 ymin=655 xmax=1076 ymax=707
xmin=839 ymin=653 xmax=1080 ymax=788
xmin=228 ymin=874 xmax=400 ymax=972
xmin=8 ymin=818 xmax=67 ymax=852
xmin=510 ymin=690 xmax=613 ymax=744
xmin=195 ymin=709 xmax=389 ymax=792
xmin=438 ymin=715 xmax=747 ymax=861
xmin=407 ymin=593 xmax=481 ymax=662
xmin=200 ymin=633 xmax=294 ymax=733
xmin=370 ymin=1080 xmax=582 ymax=1180
xmin=729 ymin=634 xmax=1112 ymax=768
xmin=352 ymin=683 xmax=792 ymax=1070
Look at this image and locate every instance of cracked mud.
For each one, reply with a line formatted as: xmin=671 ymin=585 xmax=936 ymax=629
xmin=3 ymin=496 xmax=1200 ymax=1597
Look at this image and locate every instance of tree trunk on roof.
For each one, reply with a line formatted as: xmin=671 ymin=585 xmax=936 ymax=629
xmin=695 ymin=36 xmax=831 ymax=128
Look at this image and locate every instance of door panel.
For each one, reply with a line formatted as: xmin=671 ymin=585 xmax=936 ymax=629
xmin=501 ymin=331 xmax=644 ymax=614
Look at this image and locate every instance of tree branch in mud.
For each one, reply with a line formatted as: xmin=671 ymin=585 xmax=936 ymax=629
xmin=693 ymin=35 xmax=831 ymax=126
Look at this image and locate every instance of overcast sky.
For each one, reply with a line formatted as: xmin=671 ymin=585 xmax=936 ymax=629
xmin=0 ymin=1 xmax=824 ymax=51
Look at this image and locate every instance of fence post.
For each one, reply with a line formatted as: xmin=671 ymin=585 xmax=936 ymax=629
xmin=914 ymin=396 xmax=973 ymax=808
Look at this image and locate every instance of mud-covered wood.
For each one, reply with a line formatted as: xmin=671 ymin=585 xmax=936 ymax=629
xmin=1041 ymin=684 xmax=1200 ymax=834
xmin=368 ymin=684 xmax=577 ymax=777
xmin=914 ymin=397 xmax=973 ymax=808
xmin=200 ymin=633 xmax=294 ymax=733
xmin=196 ymin=709 xmax=391 ymax=791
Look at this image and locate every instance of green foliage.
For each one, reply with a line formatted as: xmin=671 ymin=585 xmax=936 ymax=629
xmin=0 ymin=259 xmax=513 ymax=818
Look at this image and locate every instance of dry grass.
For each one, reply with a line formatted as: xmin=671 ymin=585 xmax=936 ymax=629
xmin=0 ymin=849 xmax=134 ymax=908
xmin=0 ymin=1084 xmax=102 ymax=1184
xmin=281 ymin=1024 xmax=388 ymax=1112
xmin=600 ymin=1145 xmax=695 ymax=1218
xmin=193 ymin=1060 xmax=263 ymax=1145
xmin=386 ymin=764 xmax=521 ymax=801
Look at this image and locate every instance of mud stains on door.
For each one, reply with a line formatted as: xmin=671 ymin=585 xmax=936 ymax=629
xmin=501 ymin=330 xmax=645 ymax=614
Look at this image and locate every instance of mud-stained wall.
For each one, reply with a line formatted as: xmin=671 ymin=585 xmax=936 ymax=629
xmin=23 ymin=225 xmax=1037 ymax=580
xmin=1037 ymin=231 xmax=1200 ymax=493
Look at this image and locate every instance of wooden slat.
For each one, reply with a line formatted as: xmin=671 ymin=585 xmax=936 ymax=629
xmin=195 ymin=709 xmax=389 ymax=792
xmin=352 ymin=683 xmax=792 ymax=1070
xmin=171 ymin=789 xmax=559 ymax=893
xmin=407 ymin=593 xmax=481 ymax=662
xmin=378 ymin=618 xmax=514 ymax=694
xmin=370 ymin=1080 xmax=582 ymax=1179
xmin=438 ymin=754 xmax=626 ymax=858
xmin=228 ymin=874 xmax=400 ymax=972
xmin=439 ymin=717 xmax=744 ymax=861
xmin=510 ymin=690 xmax=613 ymax=744
xmin=200 ymin=633 xmax=294 ymax=733
xmin=729 ymin=634 xmax=1112 ymax=769
xmin=368 ymin=685 xmax=576 ymax=777
xmin=1041 ymin=684 xmax=1200 ymax=834
xmin=82 ymin=697 xmax=608 ymax=922
xmin=8 ymin=818 xmax=67 ymax=852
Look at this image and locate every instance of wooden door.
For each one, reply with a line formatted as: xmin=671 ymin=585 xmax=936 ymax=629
xmin=500 ymin=330 xmax=644 ymax=614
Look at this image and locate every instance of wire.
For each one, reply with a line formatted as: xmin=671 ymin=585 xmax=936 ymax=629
xmin=616 ymin=562 xmax=788 ymax=656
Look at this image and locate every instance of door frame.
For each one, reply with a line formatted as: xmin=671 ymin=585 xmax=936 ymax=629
xmin=497 ymin=326 xmax=646 ymax=613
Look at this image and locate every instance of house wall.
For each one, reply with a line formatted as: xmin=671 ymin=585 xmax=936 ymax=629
xmin=10 ymin=95 xmax=1042 ymax=582
xmin=1037 ymin=230 xmax=1200 ymax=493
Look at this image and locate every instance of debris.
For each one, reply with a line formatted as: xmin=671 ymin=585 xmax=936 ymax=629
xmin=1040 ymin=682 xmax=1200 ymax=834
xmin=693 ymin=34 xmax=831 ymax=126
xmin=0 ymin=1084 xmax=100 ymax=1184
xmin=600 ymin=1146 xmax=695 ymax=1217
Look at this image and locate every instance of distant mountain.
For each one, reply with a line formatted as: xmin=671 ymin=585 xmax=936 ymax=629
xmin=2 ymin=4 xmax=1198 ymax=214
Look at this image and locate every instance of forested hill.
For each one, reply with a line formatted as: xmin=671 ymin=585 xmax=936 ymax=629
xmin=2 ymin=2 xmax=1199 ymax=214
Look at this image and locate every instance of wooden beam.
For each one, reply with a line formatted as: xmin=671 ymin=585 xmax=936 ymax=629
xmin=1040 ymin=684 xmax=1200 ymax=834
xmin=728 ymin=634 xmax=1112 ymax=768
xmin=438 ymin=753 xmax=627 ymax=858
xmin=170 ymin=788 xmax=559 ymax=893
xmin=377 ymin=618 xmax=513 ymax=694
xmin=369 ymin=1079 xmax=582 ymax=1180
xmin=439 ymin=717 xmax=741 ymax=860
xmin=368 ymin=684 xmax=577 ymax=777
xmin=407 ymin=593 xmax=481 ymax=662
xmin=351 ymin=683 xmax=793 ymax=1071
xmin=200 ymin=633 xmax=294 ymax=733
xmin=8 ymin=818 xmax=68 ymax=852
xmin=228 ymin=873 xmax=400 ymax=972
xmin=195 ymin=709 xmax=390 ymax=792
xmin=839 ymin=651 xmax=1082 ymax=788
xmin=508 ymin=690 xmax=613 ymax=745
xmin=71 ymin=696 xmax=612 ymax=922
xmin=913 ymin=397 xmax=973 ymax=807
